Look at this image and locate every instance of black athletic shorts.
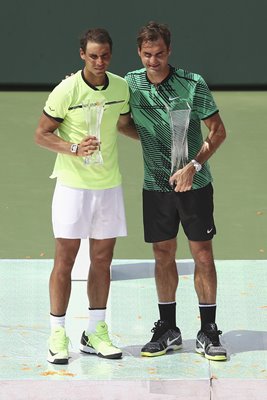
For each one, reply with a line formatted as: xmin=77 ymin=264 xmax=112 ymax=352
xmin=143 ymin=183 xmax=216 ymax=243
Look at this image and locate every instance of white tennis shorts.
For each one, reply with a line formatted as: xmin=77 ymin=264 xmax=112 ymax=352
xmin=52 ymin=183 xmax=127 ymax=239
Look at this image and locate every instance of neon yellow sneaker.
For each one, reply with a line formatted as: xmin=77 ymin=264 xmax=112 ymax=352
xmin=80 ymin=321 xmax=122 ymax=359
xmin=47 ymin=326 xmax=69 ymax=364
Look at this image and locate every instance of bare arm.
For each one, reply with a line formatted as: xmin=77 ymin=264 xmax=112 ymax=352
xmin=117 ymin=113 xmax=140 ymax=140
xmin=192 ymin=112 xmax=226 ymax=164
xmin=169 ymin=112 xmax=226 ymax=192
xmin=34 ymin=113 xmax=99 ymax=157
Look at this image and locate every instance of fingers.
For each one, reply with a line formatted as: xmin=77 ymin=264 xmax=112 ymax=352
xmin=169 ymin=177 xmax=175 ymax=187
xmin=169 ymin=175 xmax=192 ymax=192
xmin=173 ymin=183 xmax=191 ymax=193
xmin=169 ymin=172 xmax=178 ymax=189
xmin=78 ymin=136 xmax=100 ymax=156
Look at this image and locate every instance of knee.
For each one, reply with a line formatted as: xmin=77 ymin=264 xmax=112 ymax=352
xmin=153 ymin=243 xmax=176 ymax=265
xmin=55 ymin=239 xmax=80 ymax=270
xmin=54 ymin=253 xmax=76 ymax=272
xmin=90 ymin=251 xmax=113 ymax=268
xmin=195 ymin=249 xmax=215 ymax=270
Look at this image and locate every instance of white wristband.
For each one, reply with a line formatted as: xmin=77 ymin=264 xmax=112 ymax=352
xmin=191 ymin=159 xmax=202 ymax=172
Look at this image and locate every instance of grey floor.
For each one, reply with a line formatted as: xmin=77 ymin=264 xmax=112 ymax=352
xmin=0 ymin=259 xmax=267 ymax=399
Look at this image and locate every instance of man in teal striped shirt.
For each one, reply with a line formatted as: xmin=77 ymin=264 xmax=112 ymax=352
xmin=125 ymin=21 xmax=227 ymax=361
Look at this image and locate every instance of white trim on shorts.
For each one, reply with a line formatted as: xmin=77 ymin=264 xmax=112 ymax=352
xmin=52 ymin=182 xmax=127 ymax=239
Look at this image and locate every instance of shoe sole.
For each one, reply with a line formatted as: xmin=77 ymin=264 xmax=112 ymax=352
xmin=47 ymin=356 xmax=69 ymax=364
xmin=80 ymin=345 xmax=122 ymax=359
xmin=141 ymin=344 xmax=182 ymax=357
xmin=195 ymin=347 xmax=227 ymax=361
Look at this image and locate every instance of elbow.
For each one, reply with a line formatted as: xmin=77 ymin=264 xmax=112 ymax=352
xmin=34 ymin=129 xmax=43 ymax=147
xmin=221 ymin=128 xmax=227 ymax=144
xmin=218 ymin=124 xmax=227 ymax=144
xmin=34 ymin=132 xmax=40 ymax=146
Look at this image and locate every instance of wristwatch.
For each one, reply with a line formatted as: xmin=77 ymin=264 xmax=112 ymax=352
xmin=191 ymin=159 xmax=202 ymax=172
xmin=70 ymin=143 xmax=79 ymax=155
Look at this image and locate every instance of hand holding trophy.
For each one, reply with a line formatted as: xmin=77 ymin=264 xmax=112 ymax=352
xmin=82 ymin=98 xmax=105 ymax=166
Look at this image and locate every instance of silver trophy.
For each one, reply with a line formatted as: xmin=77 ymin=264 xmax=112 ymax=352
xmin=168 ymin=98 xmax=191 ymax=175
xmin=82 ymin=98 xmax=105 ymax=166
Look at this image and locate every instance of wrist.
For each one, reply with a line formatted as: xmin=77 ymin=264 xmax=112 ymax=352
xmin=191 ymin=159 xmax=202 ymax=172
xmin=70 ymin=143 xmax=79 ymax=155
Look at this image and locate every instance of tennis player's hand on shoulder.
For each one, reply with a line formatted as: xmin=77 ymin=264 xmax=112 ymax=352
xmin=78 ymin=135 xmax=100 ymax=156
xmin=169 ymin=163 xmax=195 ymax=192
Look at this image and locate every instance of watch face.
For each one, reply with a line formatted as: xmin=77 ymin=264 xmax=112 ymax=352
xmin=192 ymin=160 xmax=201 ymax=172
xmin=71 ymin=144 xmax=78 ymax=153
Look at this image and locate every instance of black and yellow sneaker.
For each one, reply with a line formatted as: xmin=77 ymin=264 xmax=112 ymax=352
xmin=195 ymin=322 xmax=227 ymax=361
xmin=141 ymin=320 xmax=182 ymax=357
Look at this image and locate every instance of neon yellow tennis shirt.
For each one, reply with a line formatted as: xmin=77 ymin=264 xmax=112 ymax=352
xmin=43 ymin=70 xmax=130 ymax=189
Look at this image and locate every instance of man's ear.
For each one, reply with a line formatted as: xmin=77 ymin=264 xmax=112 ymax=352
xmin=80 ymin=48 xmax=85 ymax=60
xmin=137 ymin=47 xmax=141 ymax=57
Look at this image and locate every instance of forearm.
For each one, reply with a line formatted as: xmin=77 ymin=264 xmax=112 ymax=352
xmin=117 ymin=114 xmax=140 ymax=140
xmin=170 ymin=114 xmax=226 ymax=192
xmin=34 ymin=112 xmax=75 ymax=155
xmin=35 ymin=128 xmax=74 ymax=155
xmin=194 ymin=117 xmax=226 ymax=165
xmin=35 ymin=113 xmax=98 ymax=157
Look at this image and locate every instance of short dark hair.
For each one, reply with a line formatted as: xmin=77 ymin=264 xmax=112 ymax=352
xmin=80 ymin=28 xmax=113 ymax=52
xmin=137 ymin=21 xmax=171 ymax=49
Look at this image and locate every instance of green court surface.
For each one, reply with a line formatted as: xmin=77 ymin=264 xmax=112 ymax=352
xmin=0 ymin=91 xmax=266 ymax=260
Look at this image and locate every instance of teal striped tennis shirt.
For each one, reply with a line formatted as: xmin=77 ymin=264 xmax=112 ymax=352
xmin=125 ymin=66 xmax=218 ymax=192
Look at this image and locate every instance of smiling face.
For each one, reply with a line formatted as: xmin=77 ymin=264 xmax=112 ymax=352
xmin=80 ymin=41 xmax=112 ymax=86
xmin=138 ymin=38 xmax=171 ymax=83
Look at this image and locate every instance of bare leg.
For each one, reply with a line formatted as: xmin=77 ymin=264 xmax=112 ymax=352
xmin=88 ymin=238 xmax=116 ymax=308
xmin=190 ymin=240 xmax=227 ymax=360
xmin=189 ymin=240 xmax=217 ymax=304
xmin=140 ymin=238 xmax=181 ymax=357
xmin=153 ymin=238 xmax=178 ymax=302
xmin=50 ymin=238 xmax=81 ymax=315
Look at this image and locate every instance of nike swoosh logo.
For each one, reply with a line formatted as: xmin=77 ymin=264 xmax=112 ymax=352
xmin=207 ymin=228 xmax=213 ymax=234
xmin=49 ymin=349 xmax=58 ymax=356
xmin=196 ymin=338 xmax=205 ymax=349
xmin=49 ymin=106 xmax=55 ymax=111
xmin=167 ymin=337 xmax=179 ymax=346
xmin=169 ymin=96 xmax=179 ymax=101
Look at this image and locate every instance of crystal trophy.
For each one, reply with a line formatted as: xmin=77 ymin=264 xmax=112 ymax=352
xmin=168 ymin=98 xmax=191 ymax=175
xmin=82 ymin=98 xmax=105 ymax=166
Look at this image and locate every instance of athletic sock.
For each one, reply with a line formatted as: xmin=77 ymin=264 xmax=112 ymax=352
xmin=86 ymin=308 xmax=106 ymax=334
xmin=50 ymin=313 xmax=66 ymax=329
xmin=158 ymin=302 xmax=177 ymax=329
xmin=199 ymin=304 xmax=217 ymax=330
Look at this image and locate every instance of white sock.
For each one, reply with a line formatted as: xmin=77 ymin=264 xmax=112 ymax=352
xmin=86 ymin=309 xmax=106 ymax=334
xmin=50 ymin=314 xmax=65 ymax=330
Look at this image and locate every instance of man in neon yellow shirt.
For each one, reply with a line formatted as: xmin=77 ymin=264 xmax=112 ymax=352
xmin=35 ymin=28 xmax=136 ymax=364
